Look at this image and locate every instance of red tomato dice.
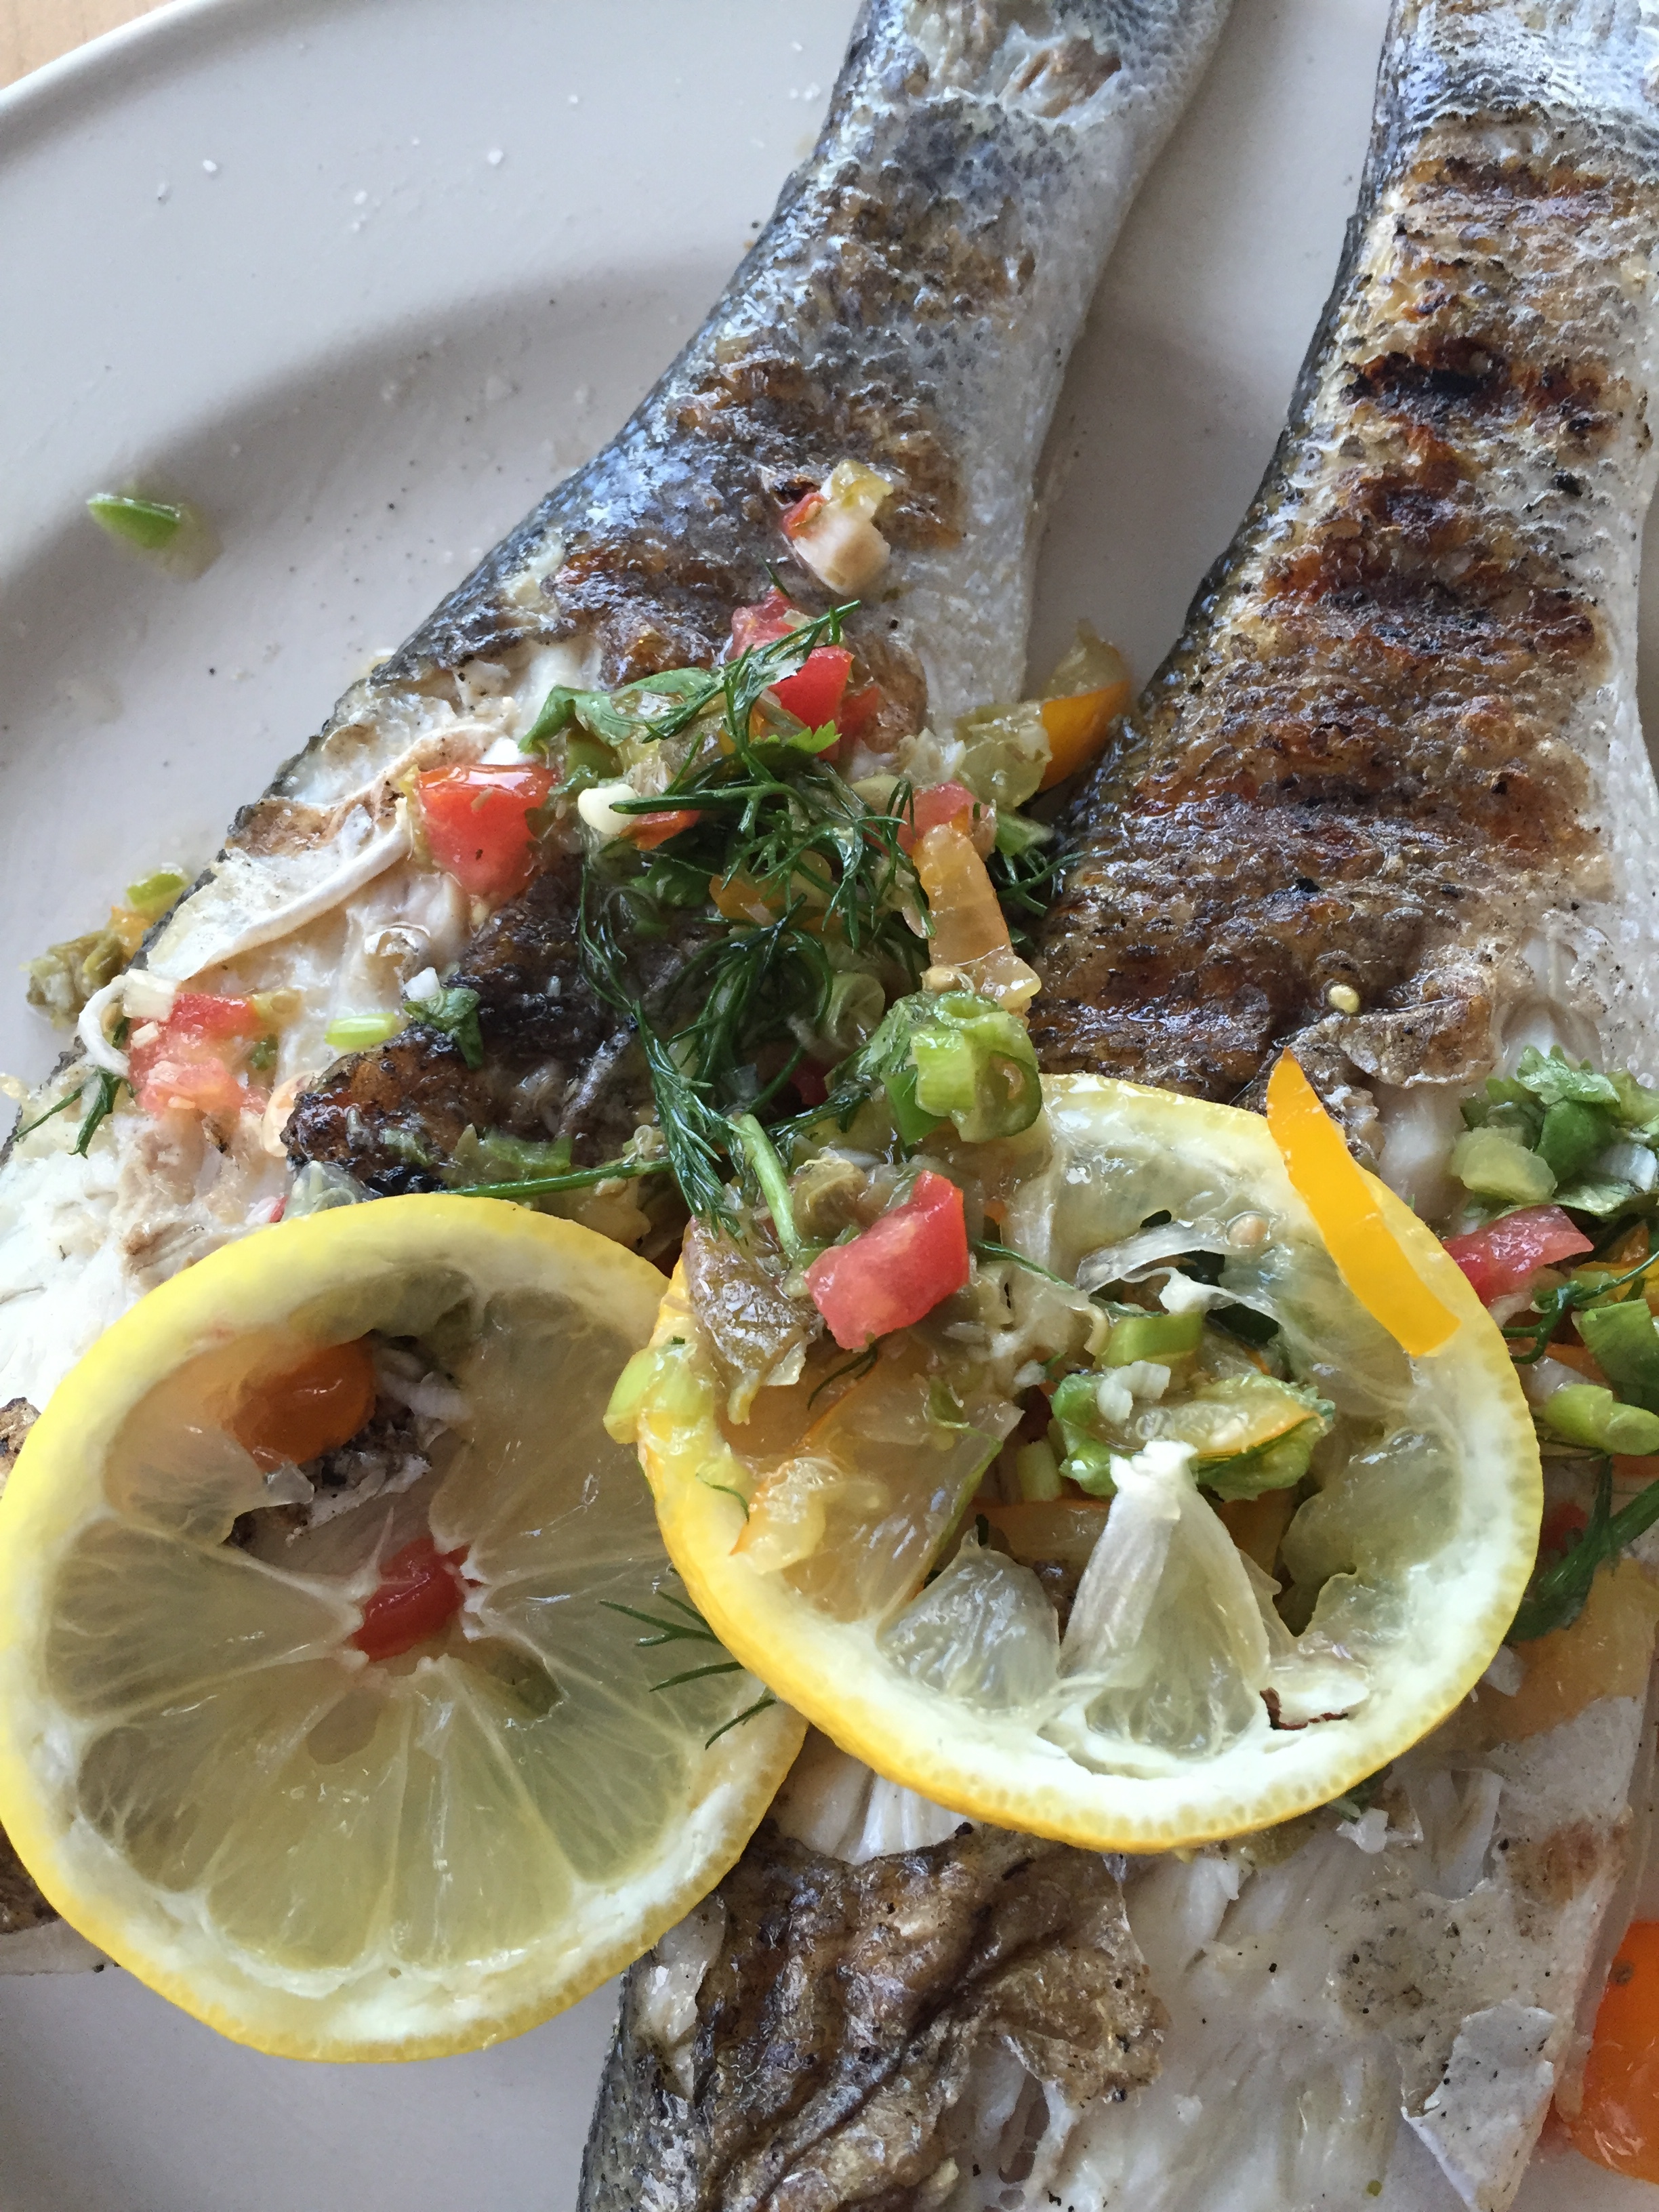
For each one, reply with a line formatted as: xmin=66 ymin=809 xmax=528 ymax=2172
xmin=770 ymin=646 xmax=853 ymax=731
xmin=805 ymin=1169 xmax=970 ymax=1350
xmin=837 ymin=683 xmax=882 ymax=740
xmin=896 ymin=781 xmax=985 ymax=855
xmin=350 ymin=1534 xmax=470 ymax=1663
xmin=416 ymin=762 xmax=554 ymax=901
xmin=730 ymin=588 xmax=802 ymax=653
xmin=1443 ymin=1205 xmax=1593 ymax=1304
xmin=130 ymin=992 xmax=265 ymax=1121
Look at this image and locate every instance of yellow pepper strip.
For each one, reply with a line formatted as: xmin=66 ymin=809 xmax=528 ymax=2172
xmin=1038 ymin=679 xmax=1131 ymax=790
xmin=1265 ymin=1050 xmax=1458 ymax=1357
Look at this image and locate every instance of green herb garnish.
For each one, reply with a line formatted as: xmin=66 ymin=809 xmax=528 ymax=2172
xmin=403 ymin=983 xmax=483 ymax=1069
xmin=1509 ymin=1459 xmax=1659 ymax=1641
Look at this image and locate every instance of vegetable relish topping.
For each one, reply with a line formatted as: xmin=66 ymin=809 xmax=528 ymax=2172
xmin=1433 ymin=1044 xmax=1659 ymax=1642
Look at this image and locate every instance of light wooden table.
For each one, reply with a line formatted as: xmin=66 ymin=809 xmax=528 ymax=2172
xmin=1 ymin=0 xmax=166 ymax=87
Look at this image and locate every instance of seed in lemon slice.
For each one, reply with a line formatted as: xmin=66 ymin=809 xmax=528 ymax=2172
xmin=0 ymin=1195 xmax=802 ymax=2059
xmin=625 ymin=1076 xmax=1540 ymax=1853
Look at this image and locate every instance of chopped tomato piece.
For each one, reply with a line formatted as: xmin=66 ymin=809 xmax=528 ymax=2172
xmin=779 ymin=489 xmax=825 ymax=539
xmin=230 ymin=1338 xmax=379 ymax=1471
xmin=805 ymin=1169 xmax=970 ymax=1350
xmin=837 ymin=683 xmax=882 ymax=740
xmin=129 ymin=991 xmax=268 ymax=1121
xmin=416 ymin=762 xmax=554 ymax=901
xmin=1567 ymin=1919 xmax=1659 ymax=2180
xmin=792 ymin=1065 xmax=829 ymax=1108
xmin=897 ymin=781 xmax=989 ymax=855
xmin=1443 ymin=1205 xmax=1594 ymax=1305
xmin=770 ymin=645 xmax=852 ymax=731
xmin=1538 ymin=1499 xmax=1589 ymax=1563
xmin=350 ymin=1534 xmax=470 ymax=1663
xmin=626 ymin=806 xmax=701 ymax=850
xmin=730 ymin=587 xmax=802 ymax=653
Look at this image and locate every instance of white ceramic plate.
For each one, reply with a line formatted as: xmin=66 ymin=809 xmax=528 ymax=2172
xmin=1 ymin=1 xmax=1654 ymax=2205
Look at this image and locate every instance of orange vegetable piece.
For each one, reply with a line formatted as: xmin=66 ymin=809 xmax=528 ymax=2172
xmin=913 ymin=823 xmax=1039 ymax=1009
xmin=230 ymin=1338 xmax=378 ymax=1470
xmin=711 ymin=869 xmax=781 ymax=925
xmin=626 ymin=806 xmax=701 ymax=851
xmin=1265 ymin=1052 xmax=1456 ymax=1357
xmin=1568 ymin=1919 xmax=1659 ymax=2180
xmin=1038 ymin=680 xmax=1131 ymax=790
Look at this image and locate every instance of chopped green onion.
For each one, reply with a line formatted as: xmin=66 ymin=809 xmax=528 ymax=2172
xmin=729 ymin=1112 xmax=806 ymax=1264
xmin=908 ymin=993 xmax=1042 ymax=1143
xmin=1015 ymin=1439 xmax=1063 ymax=1502
xmin=87 ymin=493 xmax=184 ymax=550
xmin=1577 ymin=1299 xmax=1659 ymax=1411
xmin=1540 ymin=1383 xmax=1659 ymax=1456
xmin=325 ymin=1010 xmax=403 ymax=1054
xmin=1100 ymin=1309 xmax=1205 ymax=1366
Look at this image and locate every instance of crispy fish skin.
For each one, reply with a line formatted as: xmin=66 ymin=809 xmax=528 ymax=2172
xmin=354 ymin=0 xmax=1231 ymax=729
xmin=279 ymin=0 xmax=1237 ymax=1190
xmin=1032 ymin=0 xmax=1659 ymax=1143
xmin=577 ymin=1822 xmax=1164 ymax=2212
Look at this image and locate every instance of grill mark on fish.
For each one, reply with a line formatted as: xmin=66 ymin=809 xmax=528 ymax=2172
xmin=578 ymin=1822 xmax=1164 ymax=2212
xmin=1033 ymin=3 xmax=1659 ymax=1128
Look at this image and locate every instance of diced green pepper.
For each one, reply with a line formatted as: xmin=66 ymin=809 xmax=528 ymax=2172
xmin=1202 ymin=1420 xmax=1322 ymax=1500
xmin=1448 ymin=1126 xmax=1556 ymax=1204
xmin=1536 ymin=1099 xmax=1613 ymax=1184
xmin=907 ymin=991 xmax=1042 ymax=1143
xmin=325 ymin=1010 xmax=403 ymax=1053
xmin=87 ymin=493 xmax=183 ymax=550
xmin=555 ymin=732 xmax=619 ymax=793
xmin=1015 ymin=1439 xmax=1063 ymax=1501
xmin=1578 ymin=1299 xmax=1659 ymax=1412
xmin=1540 ymin=1383 xmax=1659 ymax=1456
xmin=125 ymin=867 xmax=189 ymax=920
xmin=1100 ymin=1309 xmax=1204 ymax=1367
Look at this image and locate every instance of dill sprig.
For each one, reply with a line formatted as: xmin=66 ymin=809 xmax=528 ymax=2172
xmin=575 ymin=609 xmax=926 ymax=1229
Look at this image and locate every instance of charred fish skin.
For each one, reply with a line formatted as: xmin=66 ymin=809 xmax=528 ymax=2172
xmin=577 ymin=1822 xmax=1164 ymax=2212
xmin=1033 ymin=0 xmax=1659 ymax=1136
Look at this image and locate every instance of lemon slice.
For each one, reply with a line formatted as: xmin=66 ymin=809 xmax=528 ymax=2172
xmin=0 ymin=1196 xmax=801 ymax=2058
xmin=624 ymin=1077 xmax=1539 ymax=1851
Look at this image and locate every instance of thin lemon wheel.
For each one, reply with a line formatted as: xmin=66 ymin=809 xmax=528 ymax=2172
xmin=0 ymin=1196 xmax=802 ymax=2059
xmin=627 ymin=1077 xmax=1540 ymax=1853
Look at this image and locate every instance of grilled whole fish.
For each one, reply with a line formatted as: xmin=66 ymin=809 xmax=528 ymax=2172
xmin=581 ymin=5 xmax=1659 ymax=2210
xmin=0 ymin=0 xmax=1232 ymax=1966
xmin=1032 ymin=0 xmax=1659 ymax=1197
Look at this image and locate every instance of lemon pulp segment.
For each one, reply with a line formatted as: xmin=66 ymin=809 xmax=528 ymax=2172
xmin=632 ymin=1078 xmax=1540 ymax=1852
